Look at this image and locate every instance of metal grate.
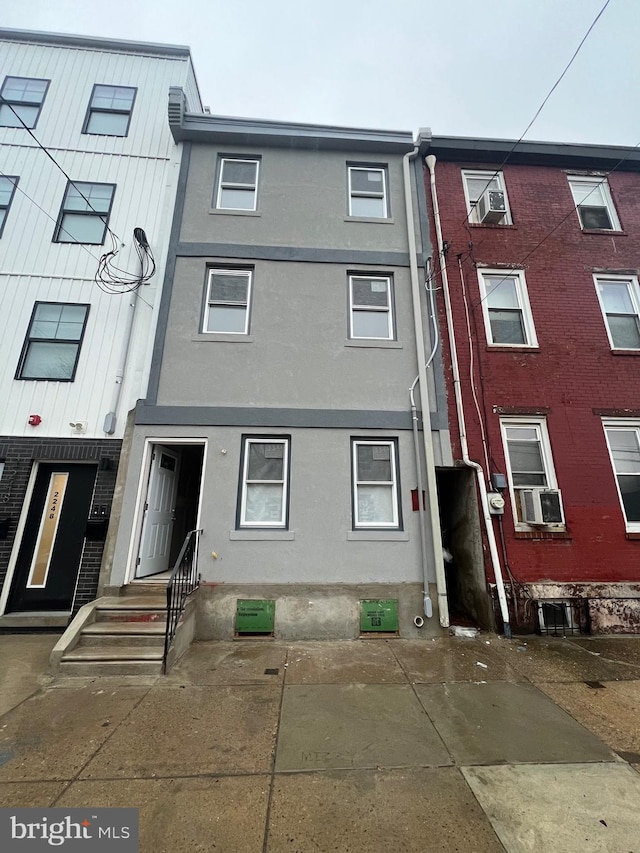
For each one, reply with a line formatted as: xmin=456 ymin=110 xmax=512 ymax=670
xmin=537 ymin=599 xmax=590 ymax=636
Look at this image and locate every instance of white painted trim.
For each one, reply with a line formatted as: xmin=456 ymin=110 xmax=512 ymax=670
xmin=216 ymin=157 xmax=260 ymax=211
xmin=478 ymin=268 xmax=538 ymax=348
xmin=499 ymin=417 xmax=563 ymax=531
xmin=239 ymin=437 xmax=289 ymax=528
xmin=352 ymin=439 xmax=399 ymax=529
xmin=348 ymin=274 xmax=394 ymax=340
xmin=124 ymin=437 xmax=208 ymax=585
xmin=602 ymin=419 xmax=640 ymax=533
xmin=593 ymin=273 xmax=640 ymax=351
xmin=567 ymin=174 xmax=621 ymax=231
xmin=461 ymin=169 xmax=512 ymax=225
xmin=347 ymin=166 xmax=388 ymax=219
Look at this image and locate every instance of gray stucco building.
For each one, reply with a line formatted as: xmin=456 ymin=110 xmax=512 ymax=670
xmin=105 ymin=91 xmax=454 ymax=639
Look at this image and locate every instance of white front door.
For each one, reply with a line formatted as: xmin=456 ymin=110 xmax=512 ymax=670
xmin=136 ymin=446 xmax=180 ymax=578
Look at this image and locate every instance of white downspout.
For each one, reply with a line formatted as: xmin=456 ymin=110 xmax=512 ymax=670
xmin=403 ymin=147 xmax=449 ymax=628
xmin=425 ymin=154 xmax=511 ymax=637
xmin=103 ymin=293 xmax=139 ymax=435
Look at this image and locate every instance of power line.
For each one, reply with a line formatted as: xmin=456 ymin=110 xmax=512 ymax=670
xmin=463 ymin=0 xmax=613 ymax=226
xmin=0 ymin=96 xmax=122 ymax=243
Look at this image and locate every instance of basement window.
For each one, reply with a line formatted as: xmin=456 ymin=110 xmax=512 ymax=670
xmin=537 ymin=599 xmax=588 ymax=636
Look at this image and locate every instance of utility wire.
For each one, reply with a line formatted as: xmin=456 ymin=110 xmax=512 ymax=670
xmin=470 ymin=140 xmax=640 ymax=312
xmin=0 ymin=96 xmax=122 ymax=243
xmin=463 ymin=0 xmax=613 ymax=225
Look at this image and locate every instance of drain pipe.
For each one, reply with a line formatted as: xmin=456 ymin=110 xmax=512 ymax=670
xmin=425 ymin=154 xmax=511 ymax=638
xmin=403 ymin=146 xmax=449 ymax=628
xmin=103 ymin=292 xmax=139 ymax=435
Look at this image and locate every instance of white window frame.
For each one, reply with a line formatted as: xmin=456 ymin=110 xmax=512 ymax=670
xmin=348 ymin=166 xmax=388 ymax=219
xmin=348 ymin=275 xmax=394 ymax=340
xmin=593 ymin=274 xmax=640 ymax=351
xmin=461 ymin=169 xmax=512 ymax=225
xmin=203 ymin=269 xmax=252 ymax=335
xmin=603 ymin=420 xmax=640 ymax=533
xmin=567 ymin=175 xmax=621 ymax=231
xmin=216 ymin=157 xmax=260 ymax=211
xmin=352 ymin=439 xmax=400 ymax=529
xmin=239 ymin=437 xmax=289 ymax=528
xmin=500 ymin=418 xmax=563 ymax=530
xmin=478 ymin=269 xmax=537 ymax=348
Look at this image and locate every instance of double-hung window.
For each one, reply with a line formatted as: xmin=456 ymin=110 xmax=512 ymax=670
xmin=16 ymin=302 xmax=89 ymax=381
xmin=0 ymin=176 xmax=18 ymax=237
xmin=603 ymin=422 xmax=640 ymax=531
xmin=239 ymin=437 xmax=290 ymax=527
xmin=54 ymin=181 xmax=115 ymax=244
xmin=215 ymin=158 xmax=260 ymax=211
xmin=478 ymin=270 xmax=537 ymax=347
xmin=349 ymin=275 xmax=394 ymax=339
xmin=594 ymin=275 xmax=640 ymax=350
xmin=0 ymin=76 xmax=49 ymax=128
xmin=348 ymin=166 xmax=388 ymax=218
xmin=462 ymin=170 xmax=511 ymax=225
xmin=568 ymin=176 xmax=620 ymax=231
xmin=352 ymin=439 xmax=400 ymax=528
xmin=500 ymin=418 xmax=563 ymax=527
xmin=204 ymin=269 xmax=252 ymax=334
xmin=83 ymin=84 xmax=136 ymax=136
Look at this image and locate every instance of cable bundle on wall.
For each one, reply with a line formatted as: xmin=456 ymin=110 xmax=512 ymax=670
xmin=95 ymin=227 xmax=156 ymax=294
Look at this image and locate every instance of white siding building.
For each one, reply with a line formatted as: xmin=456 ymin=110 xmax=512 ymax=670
xmin=0 ymin=29 xmax=201 ymax=625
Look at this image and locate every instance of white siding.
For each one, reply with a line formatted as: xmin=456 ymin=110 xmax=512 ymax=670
xmin=0 ymin=34 xmax=201 ymax=440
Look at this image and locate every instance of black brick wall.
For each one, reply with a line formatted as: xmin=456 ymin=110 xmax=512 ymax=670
xmin=0 ymin=437 xmax=122 ymax=616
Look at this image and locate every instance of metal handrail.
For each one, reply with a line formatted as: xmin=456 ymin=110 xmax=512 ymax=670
xmin=162 ymin=528 xmax=202 ymax=673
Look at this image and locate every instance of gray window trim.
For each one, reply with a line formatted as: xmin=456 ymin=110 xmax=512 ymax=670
xmin=82 ymin=83 xmax=137 ymax=137
xmin=0 ymin=76 xmax=50 ymax=129
xmin=53 ymin=180 xmax=116 ymax=245
xmin=0 ymin=175 xmax=19 ymax=238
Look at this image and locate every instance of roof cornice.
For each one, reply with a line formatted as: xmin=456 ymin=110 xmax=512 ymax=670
xmin=0 ymin=27 xmax=191 ymax=58
xmin=168 ymin=89 xmax=414 ymax=153
xmin=427 ymin=135 xmax=640 ymax=171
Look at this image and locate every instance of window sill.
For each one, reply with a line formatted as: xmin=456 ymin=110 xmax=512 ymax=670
xmin=581 ymin=229 xmax=626 ymax=236
xmin=610 ymin=349 xmax=640 ymax=356
xmin=468 ymin=222 xmax=515 ymax=229
xmin=209 ymin=209 xmax=261 ymax=217
xmin=514 ymin=529 xmax=571 ymax=540
xmin=486 ymin=346 xmax=540 ymax=353
xmin=230 ymin=530 xmax=295 ymax=540
xmin=344 ymin=216 xmax=394 ymax=225
xmin=344 ymin=339 xmax=402 ymax=349
xmin=625 ymin=532 xmax=640 ymax=540
xmin=347 ymin=530 xmax=408 ymax=541
xmin=191 ymin=333 xmax=253 ymax=343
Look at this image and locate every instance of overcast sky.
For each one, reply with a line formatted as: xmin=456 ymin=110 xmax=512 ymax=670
xmin=3 ymin=0 xmax=638 ymax=147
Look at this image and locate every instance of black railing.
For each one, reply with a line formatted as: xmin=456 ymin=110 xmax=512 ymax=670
xmin=162 ymin=528 xmax=202 ymax=673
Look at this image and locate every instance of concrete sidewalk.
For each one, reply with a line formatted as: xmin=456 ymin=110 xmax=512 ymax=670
xmin=1 ymin=632 xmax=639 ymax=852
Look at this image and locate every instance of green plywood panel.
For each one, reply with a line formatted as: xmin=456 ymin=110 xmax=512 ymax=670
xmin=236 ymin=599 xmax=275 ymax=634
xmin=360 ymin=599 xmax=399 ymax=633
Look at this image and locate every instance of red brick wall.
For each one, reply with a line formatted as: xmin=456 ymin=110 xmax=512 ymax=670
xmin=427 ymin=159 xmax=640 ymax=584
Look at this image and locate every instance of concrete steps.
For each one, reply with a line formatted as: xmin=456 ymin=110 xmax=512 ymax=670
xmin=51 ymin=588 xmax=198 ymax=678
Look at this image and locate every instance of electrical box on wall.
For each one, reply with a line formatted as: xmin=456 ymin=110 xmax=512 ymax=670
xmin=360 ymin=599 xmax=399 ymax=633
xmin=487 ymin=492 xmax=506 ymax=515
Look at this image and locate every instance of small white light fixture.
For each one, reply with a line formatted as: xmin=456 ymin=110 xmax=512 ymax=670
xmin=69 ymin=421 xmax=87 ymax=434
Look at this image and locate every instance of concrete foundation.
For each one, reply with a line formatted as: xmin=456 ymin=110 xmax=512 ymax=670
xmin=195 ymin=582 xmax=446 ymax=641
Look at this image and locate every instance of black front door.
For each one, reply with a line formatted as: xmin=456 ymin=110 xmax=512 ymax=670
xmin=6 ymin=463 xmax=97 ymax=612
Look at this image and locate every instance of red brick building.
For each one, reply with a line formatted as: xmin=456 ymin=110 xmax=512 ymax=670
xmin=422 ymin=136 xmax=640 ymax=634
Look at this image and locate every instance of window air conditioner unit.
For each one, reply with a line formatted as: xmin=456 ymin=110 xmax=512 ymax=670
xmin=520 ymin=488 xmax=564 ymax=525
xmin=477 ymin=188 xmax=506 ymax=224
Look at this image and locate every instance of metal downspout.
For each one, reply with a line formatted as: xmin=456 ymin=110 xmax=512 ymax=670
xmin=403 ymin=147 xmax=449 ymax=627
xmin=424 ymin=154 xmax=511 ymax=637
xmin=103 ymin=292 xmax=140 ymax=435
